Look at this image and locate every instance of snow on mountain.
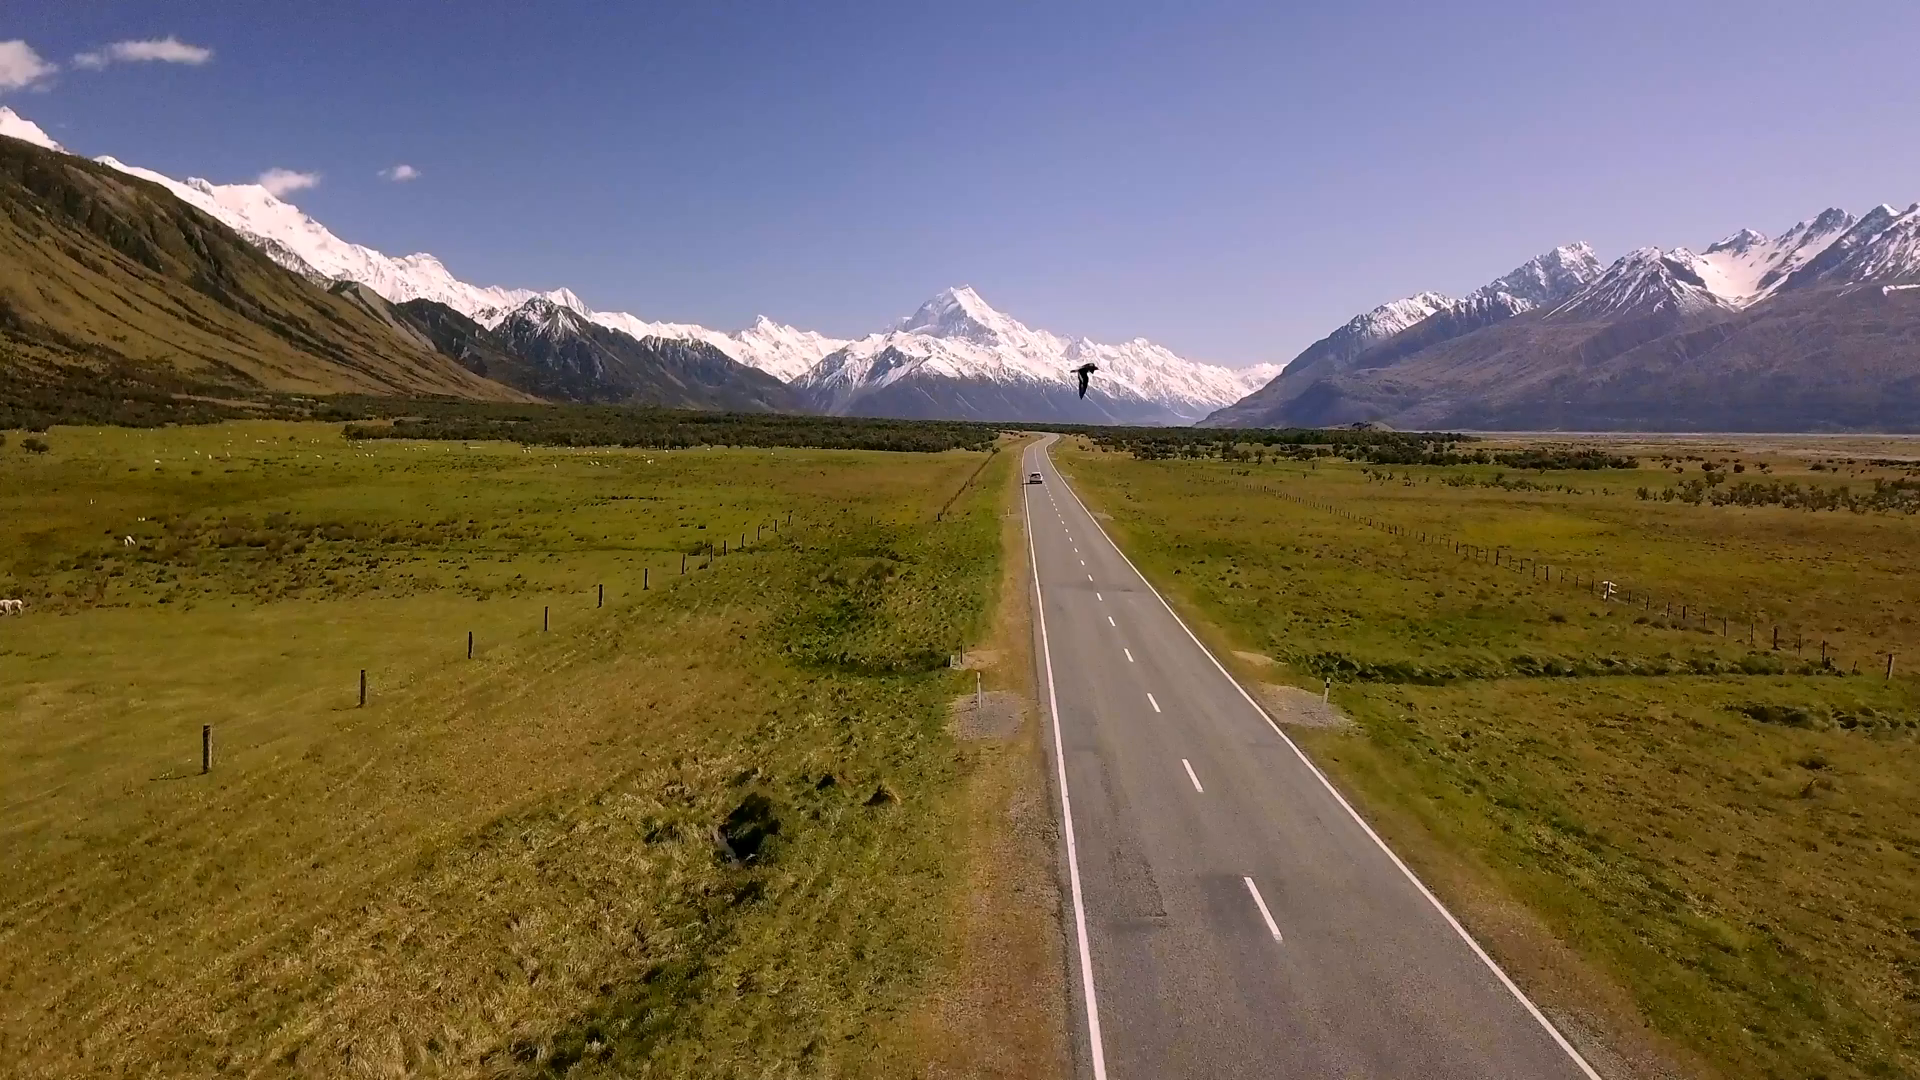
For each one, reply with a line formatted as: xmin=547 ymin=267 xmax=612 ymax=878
xmin=1350 ymin=291 xmax=1458 ymax=343
xmin=583 ymin=311 xmax=849 ymax=381
xmin=1695 ymin=209 xmax=1855 ymax=304
xmin=1780 ymin=202 xmax=1920 ymax=293
xmin=1548 ymin=247 xmax=1729 ymax=320
xmin=1469 ymin=242 xmax=1604 ymax=310
xmin=1233 ymin=362 xmax=1285 ymax=392
xmin=727 ymin=317 xmax=852 ymax=382
xmin=800 ymin=286 xmax=1254 ymax=422
xmin=0 ymin=107 xmax=62 ymax=152
xmin=45 ymin=107 xmax=832 ymax=380
xmin=93 ymin=154 xmax=583 ymax=315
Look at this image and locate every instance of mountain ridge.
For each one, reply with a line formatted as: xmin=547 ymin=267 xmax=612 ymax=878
xmin=0 ymin=105 xmax=1257 ymax=417
xmin=0 ymin=129 xmax=522 ymax=402
xmin=1207 ymin=200 xmax=1920 ymax=431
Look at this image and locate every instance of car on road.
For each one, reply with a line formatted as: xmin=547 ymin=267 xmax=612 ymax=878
xmin=1028 ymin=472 xmax=1044 ymax=484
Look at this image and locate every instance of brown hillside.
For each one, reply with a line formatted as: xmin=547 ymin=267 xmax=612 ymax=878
xmin=0 ymin=134 xmax=525 ymax=400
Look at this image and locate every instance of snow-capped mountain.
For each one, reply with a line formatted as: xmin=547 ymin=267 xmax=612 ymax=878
xmin=15 ymin=109 xmax=833 ymax=380
xmin=1469 ymin=242 xmax=1604 ymax=310
xmin=798 ymin=286 xmax=1267 ymax=424
xmin=93 ymin=155 xmax=586 ymax=316
xmin=1547 ymin=247 xmax=1728 ymax=320
xmin=486 ymin=297 xmax=799 ymax=412
xmin=1694 ymin=209 xmax=1855 ymax=303
xmin=1207 ymin=198 xmax=1920 ymax=432
xmin=1204 ymin=245 xmax=1606 ymax=426
xmin=583 ymin=312 xmax=850 ymax=382
xmin=1779 ymin=203 xmax=1920 ymax=294
xmin=1546 ymin=210 xmax=1865 ymax=321
xmin=0 ymin=107 xmax=61 ymax=152
xmin=0 ymin=105 xmax=1279 ymax=421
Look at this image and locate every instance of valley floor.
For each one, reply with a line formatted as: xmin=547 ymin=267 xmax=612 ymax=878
xmin=1057 ymin=435 xmax=1920 ymax=1080
xmin=0 ymin=423 xmax=1063 ymax=1078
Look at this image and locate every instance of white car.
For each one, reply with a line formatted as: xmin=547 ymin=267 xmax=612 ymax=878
xmin=1028 ymin=472 xmax=1044 ymax=484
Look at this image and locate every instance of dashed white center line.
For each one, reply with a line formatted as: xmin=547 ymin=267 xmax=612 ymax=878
xmin=1182 ymin=758 xmax=1204 ymax=792
xmin=1147 ymin=692 xmax=1161 ymax=713
xmin=1107 ymin=615 xmax=1116 ymax=627
xmin=1095 ymin=592 xmax=1103 ymax=601
xmin=1087 ymin=573 xmax=1094 ymax=582
xmin=1244 ymin=878 xmax=1284 ymax=942
xmin=1123 ymin=647 xmax=1134 ymax=662
xmin=1079 ymin=559 xmax=1086 ymax=566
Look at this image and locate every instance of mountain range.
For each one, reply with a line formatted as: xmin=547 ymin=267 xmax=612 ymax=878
xmin=0 ymin=116 xmax=519 ymax=404
xmin=0 ymin=107 xmax=1267 ymax=425
xmin=5 ymin=101 xmax=1917 ymax=431
xmin=1208 ymin=204 xmax=1920 ymax=431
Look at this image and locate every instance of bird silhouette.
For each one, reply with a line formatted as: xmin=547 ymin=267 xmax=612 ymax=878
xmin=1072 ymin=362 xmax=1098 ymax=399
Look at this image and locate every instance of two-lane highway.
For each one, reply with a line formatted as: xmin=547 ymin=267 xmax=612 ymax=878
xmin=1023 ymin=435 xmax=1600 ymax=1079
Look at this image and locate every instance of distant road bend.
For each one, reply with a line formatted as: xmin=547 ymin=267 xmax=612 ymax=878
xmin=1022 ymin=435 xmax=1601 ymax=1079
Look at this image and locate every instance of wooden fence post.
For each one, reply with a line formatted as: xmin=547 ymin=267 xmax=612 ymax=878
xmin=598 ymin=584 xmax=603 ymax=608
xmin=543 ymin=606 xmax=549 ymax=632
xmin=202 ymin=724 xmax=211 ymax=774
xmin=644 ymin=568 xmax=649 ymax=590
xmin=358 ymin=669 xmax=367 ymax=708
xmin=468 ymin=631 xmax=473 ymax=659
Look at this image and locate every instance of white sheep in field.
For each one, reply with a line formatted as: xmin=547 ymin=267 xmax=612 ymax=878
xmin=0 ymin=599 xmax=23 ymax=615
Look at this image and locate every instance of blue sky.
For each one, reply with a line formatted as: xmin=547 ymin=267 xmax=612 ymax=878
xmin=6 ymin=1 xmax=1920 ymax=365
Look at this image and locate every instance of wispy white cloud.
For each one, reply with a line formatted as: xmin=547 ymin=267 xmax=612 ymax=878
xmin=73 ymin=36 xmax=213 ymax=70
xmin=0 ymin=40 xmax=58 ymax=91
xmin=380 ymin=163 xmax=421 ymax=182
xmin=257 ymin=168 xmax=320 ymax=197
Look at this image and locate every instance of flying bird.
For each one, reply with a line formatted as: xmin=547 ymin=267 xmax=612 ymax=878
xmin=1072 ymin=362 xmax=1098 ymax=399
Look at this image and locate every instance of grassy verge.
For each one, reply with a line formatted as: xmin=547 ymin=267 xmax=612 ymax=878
xmin=1057 ymin=439 xmax=1920 ymax=1080
xmin=0 ymin=421 xmax=1029 ymax=1077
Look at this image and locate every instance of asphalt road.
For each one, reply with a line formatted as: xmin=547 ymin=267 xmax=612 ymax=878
xmin=1022 ymin=435 xmax=1600 ymax=1080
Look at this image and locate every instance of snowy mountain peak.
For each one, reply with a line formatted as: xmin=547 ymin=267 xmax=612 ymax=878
xmin=1780 ymin=200 xmax=1920 ymax=293
xmin=1695 ymin=208 xmax=1860 ymax=301
xmin=1706 ymin=228 xmax=1767 ymax=255
xmin=898 ymin=285 xmax=1027 ymax=344
xmin=801 ymin=288 xmax=1264 ymax=423
xmin=502 ymin=296 xmax=589 ymax=340
xmin=0 ymin=107 xmax=62 ymax=152
xmin=1549 ymin=247 xmax=1726 ymax=320
xmin=1469 ymin=242 xmax=1603 ymax=309
xmin=1349 ymin=291 xmax=1456 ymax=338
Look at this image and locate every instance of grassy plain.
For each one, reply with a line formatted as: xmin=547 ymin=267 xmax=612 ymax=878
xmin=1058 ymin=437 xmax=1920 ymax=1080
xmin=0 ymin=421 xmax=1054 ymax=1078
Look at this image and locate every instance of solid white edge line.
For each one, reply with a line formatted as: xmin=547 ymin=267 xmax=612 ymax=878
xmin=1045 ymin=442 xmax=1604 ymax=1080
xmin=1183 ymin=757 xmax=1204 ymax=793
xmin=1243 ymin=877 xmax=1283 ymax=942
xmin=1147 ymin=692 xmax=1161 ymax=713
xmin=1026 ymin=442 xmax=1110 ymax=1080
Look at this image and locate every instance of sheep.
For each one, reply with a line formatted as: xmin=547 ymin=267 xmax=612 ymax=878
xmin=0 ymin=599 xmax=23 ymax=615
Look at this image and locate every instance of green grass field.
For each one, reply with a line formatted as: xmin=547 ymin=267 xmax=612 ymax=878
xmin=1059 ymin=438 xmax=1920 ymax=1080
xmin=0 ymin=422 xmax=1044 ymax=1078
